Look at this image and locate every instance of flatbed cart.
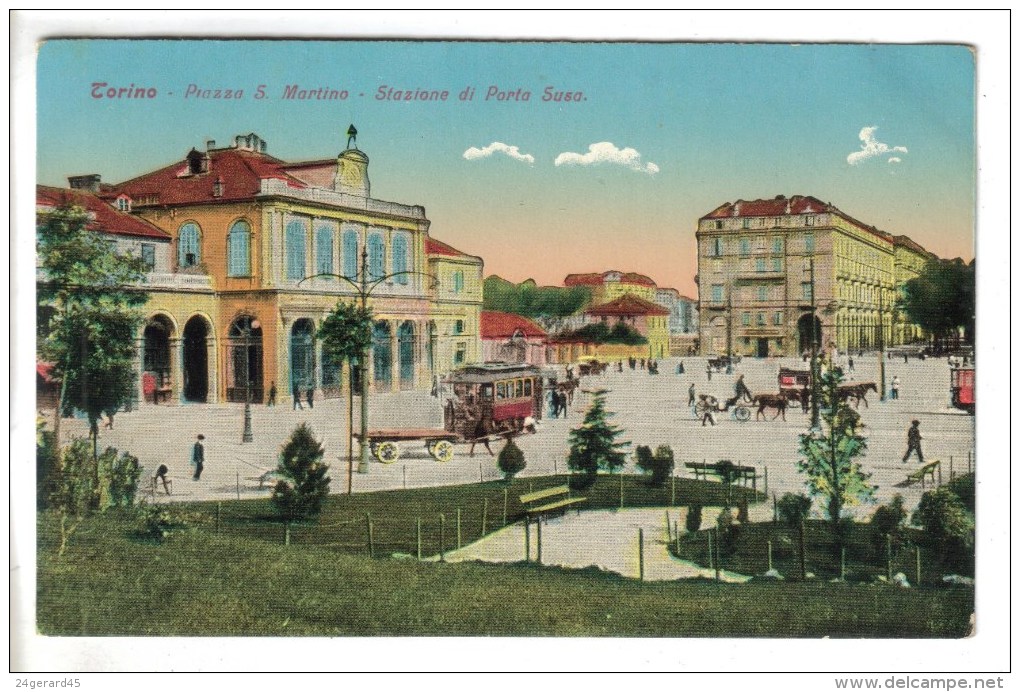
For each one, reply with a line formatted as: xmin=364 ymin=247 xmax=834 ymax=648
xmin=353 ymin=428 xmax=461 ymax=464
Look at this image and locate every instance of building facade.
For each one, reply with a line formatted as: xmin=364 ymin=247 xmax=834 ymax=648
xmin=480 ymin=311 xmax=548 ymax=366
xmin=563 ymin=271 xmax=658 ymax=304
xmin=40 ymin=130 xmax=483 ymax=407
xmin=584 ymin=294 xmax=670 ymax=360
xmin=695 ymin=195 xmax=931 ymax=358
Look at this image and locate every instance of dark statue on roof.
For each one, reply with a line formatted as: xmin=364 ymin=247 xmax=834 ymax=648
xmin=346 ymin=124 xmax=358 ymax=150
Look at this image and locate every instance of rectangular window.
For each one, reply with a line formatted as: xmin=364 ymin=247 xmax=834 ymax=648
xmin=805 ymin=233 xmax=815 ymax=253
xmin=496 ymin=382 xmax=506 ymax=400
xmin=711 ymin=284 xmax=723 ymax=302
xmin=315 ymin=224 xmax=334 ymax=278
xmin=755 ymin=258 xmax=766 ymax=273
xmin=453 ymin=319 xmax=464 ymax=335
xmin=772 ymin=258 xmax=782 ymax=272
xmin=714 ymin=220 xmax=723 ymax=230
xmin=772 ymin=237 xmax=783 ymax=254
xmin=342 ymin=229 xmax=359 ymax=279
xmin=757 ymin=312 xmax=766 ymax=326
xmin=773 ymin=311 xmax=783 ymax=326
xmin=712 ymin=238 xmax=723 ymax=257
xmin=454 ymin=342 xmax=466 ymax=365
xmin=286 ymin=219 xmax=307 ymax=281
xmin=741 ymin=312 xmax=751 ymax=326
xmin=515 ymin=380 xmax=524 ymax=398
xmin=802 ymin=282 xmax=813 ymax=302
xmin=739 ymin=238 xmax=751 ymax=256
xmin=757 ymin=286 xmax=768 ymax=301
xmin=805 ymin=215 xmax=815 ymax=226
xmin=523 ymin=379 xmax=533 ymax=397
xmin=742 ymin=218 xmax=750 ymax=229
xmin=140 ymin=243 xmax=155 ymax=270
xmin=368 ymin=233 xmax=385 ymax=280
xmin=452 ymin=270 xmax=465 ymax=293
xmin=391 ymin=233 xmax=409 ymax=284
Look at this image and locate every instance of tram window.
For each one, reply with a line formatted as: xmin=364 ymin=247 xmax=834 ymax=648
xmin=524 ymin=379 xmax=533 ymax=397
xmin=481 ymin=384 xmax=493 ymax=400
xmin=496 ymin=382 xmax=506 ymax=400
xmin=515 ymin=380 xmax=524 ymax=398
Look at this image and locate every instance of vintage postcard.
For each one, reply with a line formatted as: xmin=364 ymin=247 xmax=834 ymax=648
xmin=13 ymin=11 xmax=1007 ymax=678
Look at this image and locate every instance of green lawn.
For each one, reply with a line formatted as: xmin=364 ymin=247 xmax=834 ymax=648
xmin=35 ymin=476 xmax=973 ymax=638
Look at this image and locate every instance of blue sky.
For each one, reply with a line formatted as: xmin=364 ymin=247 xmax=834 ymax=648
xmin=37 ymin=40 xmax=975 ymax=294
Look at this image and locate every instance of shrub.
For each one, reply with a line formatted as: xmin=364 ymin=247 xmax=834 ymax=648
xmin=944 ymin=473 xmax=975 ymax=514
xmin=136 ymin=503 xmax=205 ymax=542
xmin=737 ymin=495 xmax=750 ymax=524
xmin=497 ymin=437 xmax=526 ymax=481
xmin=272 ymin=424 xmax=331 ymax=521
xmin=107 ymin=451 xmax=142 ymax=508
xmin=685 ymin=504 xmax=702 ymax=533
xmin=777 ymin=493 xmax=812 ymax=528
xmin=870 ymin=494 xmax=907 ymax=556
xmin=635 ymin=445 xmax=675 ymax=487
xmin=716 ymin=508 xmax=740 ymax=556
xmin=36 ymin=418 xmax=59 ymax=511
xmin=913 ymin=486 xmax=975 ymax=565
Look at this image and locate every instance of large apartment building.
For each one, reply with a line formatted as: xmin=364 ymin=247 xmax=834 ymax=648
xmin=695 ymin=195 xmax=932 ymax=358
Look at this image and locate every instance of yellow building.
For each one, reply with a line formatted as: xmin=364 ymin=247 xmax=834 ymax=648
xmin=563 ymin=271 xmax=658 ymax=304
xmin=46 ymin=130 xmax=482 ymax=406
xmin=696 ymin=195 xmax=931 ymax=357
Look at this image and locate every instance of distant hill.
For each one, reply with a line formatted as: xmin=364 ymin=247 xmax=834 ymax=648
xmin=483 ymin=276 xmax=591 ymax=318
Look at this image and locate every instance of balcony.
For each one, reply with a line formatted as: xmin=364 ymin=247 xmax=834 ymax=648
xmin=735 ymin=269 xmax=786 ymax=282
xmin=258 ymin=179 xmax=426 ymax=220
xmin=144 ymin=272 xmax=213 ymax=290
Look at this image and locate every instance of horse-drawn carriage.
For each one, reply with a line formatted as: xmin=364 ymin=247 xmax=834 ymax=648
xmin=355 ymin=362 xmax=545 ymax=464
xmin=707 ymin=354 xmax=741 ymax=373
xmin=777 ymin=366 xmax=877 ymax=409
xmin=950 ymin=364 xmax=975 ymax=414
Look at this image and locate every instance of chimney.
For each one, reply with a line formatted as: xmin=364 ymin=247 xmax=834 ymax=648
xmin=68 ymin=174 xmax=101 ymax=192
xmin=206 ymin=139 xmax=216 ymax=150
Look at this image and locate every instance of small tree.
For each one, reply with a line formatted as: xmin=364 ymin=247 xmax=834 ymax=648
xmin=685 ymin=504 xmax=703 ymax=533
xmin=635 ymin=444 xmax=674 ymax=487
xmin=497 ymin=437 xmax=526 ymax=482
xmin=566 ymin=389 xmax=630 ymax=489
xmin=49 ymin=438 xmax=97 ymax=556
xmin=777 ymin=493 xmax=812 ymax=529
xmin=913 ymin=486 xmax=975 ymax=567
xmin=272 ymin=424 xmax=332 ymax=521
xmin=715 ymin=460 xmax=738 ymax=506
xmin=869 ymin=494 xmax=907 ymax=557
xmin=797 ymin=370 xmax=876 ymax=539
xmin=106 ymin=450 xmax=142 ymax=508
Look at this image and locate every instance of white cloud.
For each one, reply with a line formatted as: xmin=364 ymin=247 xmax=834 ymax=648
xmin=846 ymin=126 xmax=908 ymax=166
xmin=462 ymin=142 xmax=534 ymax=164
xmin=554 ymin=142 xmax=659 ymax=175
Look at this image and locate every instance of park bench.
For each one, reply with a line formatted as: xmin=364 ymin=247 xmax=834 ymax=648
xmin=685 ymin=461 xmax=759 ymax=490
xmin=520 ymin=485 xmax=586 ymax=519
xmin=906 ymin=459 xmax=940 ymax=489
xmin=248 ymin=468 xmax=282 ymax=489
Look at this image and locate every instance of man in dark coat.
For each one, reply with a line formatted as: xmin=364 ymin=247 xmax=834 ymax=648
xmin=192 ymin=434 xmax=205 ymax=480
xmin=734 ymin=374 xmax=753 ymax=403
xmin=902 ymin=420 xmax=924 ymax=464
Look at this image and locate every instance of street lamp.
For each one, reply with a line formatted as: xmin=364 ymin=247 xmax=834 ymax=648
xmin=299 ymin=244 xmax=438 ymax=476
xmin=241 ymin=318 xmax=261 ymax=443
xmin=808 ymin=258 xmax=820 ymax=430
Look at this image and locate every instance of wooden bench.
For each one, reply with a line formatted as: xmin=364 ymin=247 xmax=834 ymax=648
xmin=520 ymin=485 xmax=586 ymax=518
xmin=685 ymin=461 xmax=758 ymax=489
xmin=247 ymin=469 xmax=282 ymax=489
xmin=906 ymin=459 xmax=940 ymax=489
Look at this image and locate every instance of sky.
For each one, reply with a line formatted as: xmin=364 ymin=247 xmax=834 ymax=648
xmin=36 ymin=39 xmax=975 ymax=297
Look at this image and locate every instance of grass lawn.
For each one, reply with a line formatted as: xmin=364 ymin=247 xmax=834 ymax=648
xmin=35 ymin=475 xmax=973 ymax=638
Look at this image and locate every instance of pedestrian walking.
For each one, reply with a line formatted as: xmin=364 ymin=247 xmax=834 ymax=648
xmin=154 ymin=463 xmax=172 ymax=495
xmin=306 ymin=387 xmax=314 ymax=409
xmin=699 ymin=396 xmax=716 ymax=427
xmin=688 ymin=383 xmax=696 ymax=407
xmin=902 ymin=420 xmax=924 ymax=464
xmin=706 ymin=365 xmax=712 ymax=381
xmin=848 ymin=356 xmax=855 ymax=372
xmin=548 ymin=387 xmax=558 ymax=418
xmin=890 ymin=375 xmax=900 ymax=400
xmin=292 ymin=382 xmax=303 ymax=410
xmin=267 ymin=381 xmax=277 ymax=406
xmin=904 ymin=352 xmax=909 ymax=364
xmin=431 ymin=374 xmax=440 ymax=398
xmin=677 ymin=360 xmax=685 ymax=375
xmin=191 ymin=434 xmax=205 ymax=480
xmin=557 ymin=390 xmax=568 ymax=418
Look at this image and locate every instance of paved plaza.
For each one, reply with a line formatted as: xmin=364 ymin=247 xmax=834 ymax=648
xmin=51 ymin=354 xmax=975 ymax=518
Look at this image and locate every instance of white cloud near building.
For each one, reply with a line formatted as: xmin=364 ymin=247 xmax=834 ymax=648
xmin=554 ymin=142 xmax=660 ymax=175
xmin=462 ymin=142 xmax=535 ymax=164
xmin=847 ymin=126 xmax=908 ymax=165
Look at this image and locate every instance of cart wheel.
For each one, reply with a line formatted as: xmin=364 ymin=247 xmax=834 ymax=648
xmin=431 ymin=440 xmax=454 ymax=463
xmin=375 ymin=441 xmax=400 ymax=464
xmin=735 ymin=406 xmax=751 ymax=422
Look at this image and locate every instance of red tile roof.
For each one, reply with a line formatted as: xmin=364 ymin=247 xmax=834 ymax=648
xmin=700 ymin=195 xmax=895 ymax=244
xmin=36 ymin=185 xmax=170 ymax=240
xmin=110 ymin=147 xmax=306 ymax=205
xmin=563 ymin=271 xmax=657 ymax=288
xmin=426 ymin=237 xmax=473 ymax=259
xmin=585 ymin=294 xmax=669 ymax=317
xmin=481 ymin=311 xmax=547 ymax=339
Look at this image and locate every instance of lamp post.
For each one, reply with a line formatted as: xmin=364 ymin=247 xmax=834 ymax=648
xmin=809 ymin=258 xmax=820 ymax=430
xmin=241 ymin=318 xmax=260 ymax=443
xmin=300 ymin=244 xmax=438 ymax=477
xmin=878 ymin=287 xmax=887 ymax=402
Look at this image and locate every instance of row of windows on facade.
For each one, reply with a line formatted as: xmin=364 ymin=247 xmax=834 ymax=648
xmin=173 ymin=220 xmax=470 ymax=289
xmin=709 ymin=283 xmax=814 ymax=303
xmin=710 ymin=214 xmax=818 ymax=231
xmin=707 ymin=233 xmax=814 ymax=257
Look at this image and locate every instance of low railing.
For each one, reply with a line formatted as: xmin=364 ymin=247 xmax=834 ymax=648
xmin=258 ymin=179 xmax=426 ymax=219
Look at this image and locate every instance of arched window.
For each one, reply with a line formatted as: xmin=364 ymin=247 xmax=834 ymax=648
xmin=368 ymin=232 xmax=385 ymax=280
xmin=315 ymin=223 xmax=335 ymax=277
xmin=391 ymin=233 xmax=409 ymax=284
xmin=178 ymin=222 xmax=201 ymax=268
xmin=286 ymin=219 xmax=307 ymax=281
xmin=227 ymin=220 xmax=251 ymax=277
xmin=343 ymin=228 xmax=359 ymax=279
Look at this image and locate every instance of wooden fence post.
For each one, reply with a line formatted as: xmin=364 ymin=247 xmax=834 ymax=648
xmin=714 ymin=526 xmax=721 ymax=582
xmin=482 ymin=498 xmax=489 ymax=537
xmin=840 ymin=546 xmax=846 ymax=581
xmin=638 ymin=528 xmax=645 ymax=582
xmin=915 ymin=546 xmax=922 ymax=587
xmin=439 ymin=514 xmax=446 ymax=562
xmin=707 ymin=530 xmax=714 ymax=572
xmin=671 ymin=474 xmax=676 ymax=507
xmin=773 ymin=494 xmax=778 ymax=524
xmin=949 ymin=455 xmax=954 ymax=481
xmin=665 ymin=511 xmax=671 ymax=543
xmin=764 ymin=466 xmax=768 ymax=497
xmin=938 ymin=462 xmax=943 ymax=487
xmin=536 ymin=518 xmax=543 ymax=565
xmin=619 ymin=472 xmax=624 ymax=509
xmin=799 ymin=519 xmax=807 ymax=580
xmin=236 ymin=471 xmax=240 ymax=501
xmin=767 ymin=540 xmax=773 ymax=572
xmin=479 ymin=462 xmax=483 ymax=483
xmin=366 ymin=514 xmax=374 ymax=558
xmin=403 ymin=464 xmax=407 ymax=490
xmin=968 ymin=451 xmax=972 ymax=474
xmin=674 ymin=520 xmax=680 ymax=555
xmin=416 ymin=517 xmax=422 ymax=561
xmin=503 ymin=487 xmax=509 ymax=527
xmin=456 ymin=508 xmax=462 ymax=550
xmin=524 ymin=516 xmax=530 ymax=562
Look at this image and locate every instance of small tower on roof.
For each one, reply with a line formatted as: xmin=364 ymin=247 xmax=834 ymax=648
xmin=334 ymin=123 xmax=370 ymax=197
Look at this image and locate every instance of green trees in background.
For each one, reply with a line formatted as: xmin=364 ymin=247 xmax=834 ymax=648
xmin=483 ymin=276 xmax=591 ymax=318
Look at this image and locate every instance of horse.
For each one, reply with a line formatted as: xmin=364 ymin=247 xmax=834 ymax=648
xmin=838 ymin=382 xmax=878 ymax=408
xmin=557 ymin=378 xmax=580 ymax=406
xmin=753 ymin=393 xmax=791 ymax=421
